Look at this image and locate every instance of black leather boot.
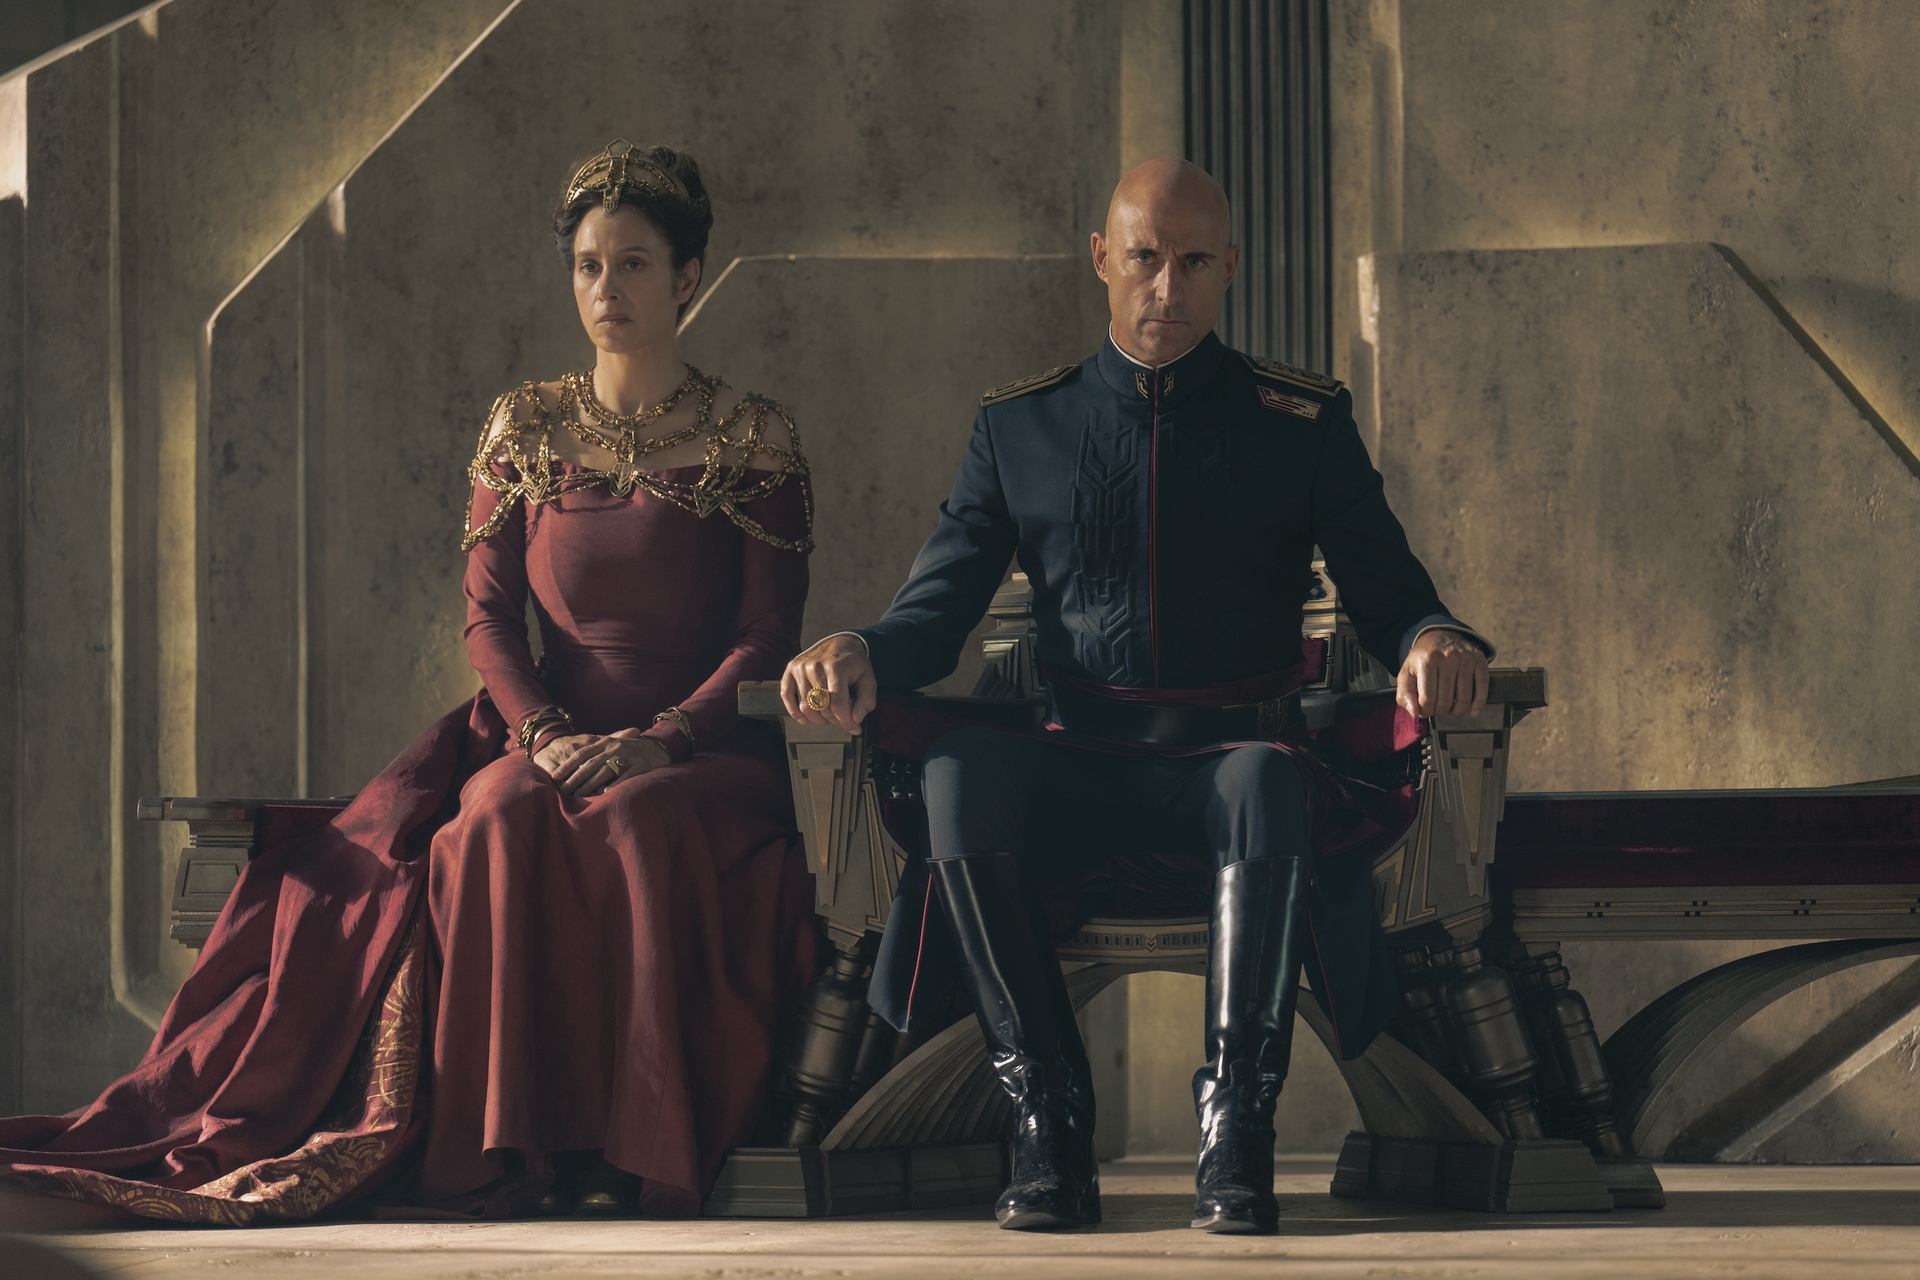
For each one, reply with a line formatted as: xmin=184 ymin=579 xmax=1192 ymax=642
xmin=931 ymin=853 xmax=1100 ymax=1231
xmin=1191 ymin=856 xmax=1309 ymax=1234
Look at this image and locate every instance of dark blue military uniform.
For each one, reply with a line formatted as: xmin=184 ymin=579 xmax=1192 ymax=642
xmin=856 ymin=330 xmax=1473 ymax=692
xmin=855 ymin=331 xmax=1483 ymax=1056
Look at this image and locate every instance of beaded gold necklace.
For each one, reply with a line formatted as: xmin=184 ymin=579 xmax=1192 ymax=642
xmin=462 ymin=366 xmax=814 ymax=553
xmin=561 ymin=366 xmax=715 ymax=496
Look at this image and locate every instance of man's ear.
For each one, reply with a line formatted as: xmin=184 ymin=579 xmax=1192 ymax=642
xmin=1090 ymin=231 xmax=1109 ymax=284
xmin=1222 ymin=243 xmax=1242 ymax=290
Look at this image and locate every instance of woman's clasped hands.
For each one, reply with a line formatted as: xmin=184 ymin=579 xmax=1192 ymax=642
xmin=533 ymin=731 xmax=670 ymax=796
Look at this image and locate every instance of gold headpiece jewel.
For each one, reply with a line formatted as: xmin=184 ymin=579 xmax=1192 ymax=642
xmin=565 ymin=138 xmax=692 ymax=216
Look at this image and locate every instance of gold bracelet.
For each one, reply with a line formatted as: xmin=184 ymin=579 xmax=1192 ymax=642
xmin=652 ymin=706 xmax=697 ymax=755
xmin=517 ymin=705 xmax=574 ymax=757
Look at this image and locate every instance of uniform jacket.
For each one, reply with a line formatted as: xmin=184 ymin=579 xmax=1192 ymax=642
xmin=854 ymin=331 xmax=1485 ymax=1055
xmin=853 ymin=330 xmax=1478 ymax=693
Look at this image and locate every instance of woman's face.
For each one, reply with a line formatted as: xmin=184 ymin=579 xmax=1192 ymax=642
xmin=570 ymin=205 xmax=701 ymax=355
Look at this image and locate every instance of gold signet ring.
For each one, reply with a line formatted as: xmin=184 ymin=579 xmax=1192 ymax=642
xmin=805 ymin=687 xmax=832 ymax=712
xmin=604 ymin=756 xmax=627 ymax=777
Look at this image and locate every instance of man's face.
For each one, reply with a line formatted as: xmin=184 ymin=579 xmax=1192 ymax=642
xmin=1092 ymin=195 xmax=1240 ymax=367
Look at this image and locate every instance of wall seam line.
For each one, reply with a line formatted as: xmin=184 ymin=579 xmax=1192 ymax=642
xmin=1711 ymin=243 xmax=1920 ymax=481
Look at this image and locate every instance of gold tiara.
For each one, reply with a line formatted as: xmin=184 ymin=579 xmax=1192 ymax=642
xmin=564 ymin=139 xmax=692 ymax=216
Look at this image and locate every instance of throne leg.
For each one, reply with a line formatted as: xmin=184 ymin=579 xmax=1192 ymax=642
xmin=1435 ymin=942 xmax=1547 ymax=1141
xmin=846 ymin=1004 xmax=908 ymax=1103
xmin=1395 ymin=945 xmax=1467 ymax=1085
xmin=776 ymin=942 xmax=877 ymax=1147
xmin=1507 ymin=942 xmax=1666 ymax=1209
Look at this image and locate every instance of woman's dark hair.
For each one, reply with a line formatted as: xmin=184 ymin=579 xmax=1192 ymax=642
xmin=553 ymin=143 xmax=713 ymax=317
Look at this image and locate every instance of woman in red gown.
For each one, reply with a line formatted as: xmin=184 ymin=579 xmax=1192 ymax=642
xmin=0 ymin=142 xmax=820 ymax=1222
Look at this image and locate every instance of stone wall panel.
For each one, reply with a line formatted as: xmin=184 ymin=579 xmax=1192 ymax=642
xmin=4 ymin=0 xmax=514 ymax=1112
xmin=249 ymin=0 xmax=1122 ymax=793
xmin=1370 ymin=240 xmax=1920 ymax=1159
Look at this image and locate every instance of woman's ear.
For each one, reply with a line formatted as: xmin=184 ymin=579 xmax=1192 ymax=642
xmin=675 ymin=257 xmax=702 ymax=306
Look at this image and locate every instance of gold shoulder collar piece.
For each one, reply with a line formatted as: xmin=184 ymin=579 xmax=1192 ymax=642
xmin=981 ymin=364 xmax=1076 ymax=407
xmin=1243 ymin=353 xmax=1343 ymax=396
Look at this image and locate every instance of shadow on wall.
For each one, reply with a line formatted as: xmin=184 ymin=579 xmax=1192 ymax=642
xmin=1367 ymin=241 xmax=1920 ymax=1163
xmin=2 ymin=0 xmax=519 ymax=1116
xmin=1 ymin=0 xmax=151 ymax=76
xmin=5 ymin=0 xmax=1134 ymax=1117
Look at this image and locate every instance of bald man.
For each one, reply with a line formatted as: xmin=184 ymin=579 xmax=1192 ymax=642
xmin=781 ymin=159 xmax=1491 ymax=1233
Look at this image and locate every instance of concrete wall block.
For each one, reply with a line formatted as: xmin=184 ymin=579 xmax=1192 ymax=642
xmin=1386 ymin=0 xmax=1920 ymax=464
xmin=231 ymin=0 xmax=1125 ymax=793
xmin=17 ymin=38 xmax=155 ymax=1114
xmin=1370 ymin=240 xmax=1920 ymax=1160
xmin=5 ymin=0 xmax=517 ymax=1109
xmin=1372 ymin=242 xmax=1920 ymax=792
xmin=202 ymin=243 xmax=303 ymax=796
xmin=679 ymin=255 xmax=1107 ymax=673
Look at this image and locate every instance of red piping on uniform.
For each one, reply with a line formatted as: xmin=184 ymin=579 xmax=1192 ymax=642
xmin=904 ymin=874 xmax=935 ymax=1024
xmin=1148 ymin=369 xmax=1162 ymax=685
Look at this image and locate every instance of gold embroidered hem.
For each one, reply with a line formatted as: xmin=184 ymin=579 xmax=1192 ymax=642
xmin=5 ymin=923 xmax=427 ymax=1224
xmin=461 ymin=367 xmax=814 ymax=554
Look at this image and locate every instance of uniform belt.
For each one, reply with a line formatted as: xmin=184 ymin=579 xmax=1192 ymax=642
xmin=1049 ymin=682 xmax=1303 ymax=747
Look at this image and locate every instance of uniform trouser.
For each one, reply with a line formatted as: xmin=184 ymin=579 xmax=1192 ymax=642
xmin=921 ymin=725 xmax=1313 ymax=873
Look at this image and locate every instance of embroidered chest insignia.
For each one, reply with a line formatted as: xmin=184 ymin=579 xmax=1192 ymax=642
xmin=1256 ymin=386 xmax=1323 ymax=420
xmin=1133 ymin=370 xmax=1175 ymax=399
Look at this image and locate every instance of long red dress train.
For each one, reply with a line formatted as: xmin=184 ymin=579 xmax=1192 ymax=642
xmin=0 ymin=382 xmax=822 ymax=1222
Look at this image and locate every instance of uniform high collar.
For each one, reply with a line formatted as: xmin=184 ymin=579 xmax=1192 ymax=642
xmin=1095 ymin=329 xmax=1229 ymax=406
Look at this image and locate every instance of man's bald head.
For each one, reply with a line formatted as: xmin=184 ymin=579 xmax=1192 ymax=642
xmin=1105 ymin=157 xmax=1231 ymax=245
xmin=1093 ymin=159 xmax=1240 ymax=366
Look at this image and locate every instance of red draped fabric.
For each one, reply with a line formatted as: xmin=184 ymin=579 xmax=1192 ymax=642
xmin=1 ymin=458 xmax=821 ymax=1221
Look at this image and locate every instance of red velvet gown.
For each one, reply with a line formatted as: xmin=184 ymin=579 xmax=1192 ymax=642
xmin=0 ymin=383 xmax=821 ymax=1222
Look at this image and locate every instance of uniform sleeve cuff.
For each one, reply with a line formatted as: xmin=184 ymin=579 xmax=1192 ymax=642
xmin=823 ymin=630 xmax=871 ymax=655
xmin=1398 ymin=614 xmax=1497 ymax=666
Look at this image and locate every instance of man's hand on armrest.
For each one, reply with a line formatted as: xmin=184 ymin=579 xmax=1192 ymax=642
xmin=781 ymin=633 xmax=879 ymax=733
xmin=1397 ymin=628 xmax=1490 ymax=719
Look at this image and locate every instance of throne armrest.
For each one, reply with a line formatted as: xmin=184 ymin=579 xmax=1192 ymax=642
xmin=1370 ymin=666 xmax=1550 ymax=945
xmin=740 ymin=682 xmax=904 ymax=953
xmin=744 ymin=662 xmax=1548 ymax=956
xmin=138 ymin=796 xmax=353 ymax=946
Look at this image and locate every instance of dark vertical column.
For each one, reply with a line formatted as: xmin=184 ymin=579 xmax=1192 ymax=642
xmin=1184 ymin=0 xmax=1332 ymax=371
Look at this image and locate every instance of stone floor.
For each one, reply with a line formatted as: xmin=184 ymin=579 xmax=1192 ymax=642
xmin=6 ymin=1159 xmax=1919 ymax=1279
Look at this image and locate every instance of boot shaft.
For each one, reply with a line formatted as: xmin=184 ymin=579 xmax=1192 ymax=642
xmin=1202 ymin=856 xmax=1311 ymax=1090
xmin=929 ymin=853 xmax=1095 ymax=1103
xmin=930 ymin=853 xmax=1102 ymax=1230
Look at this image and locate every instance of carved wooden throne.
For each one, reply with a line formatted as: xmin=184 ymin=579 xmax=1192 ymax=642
xmin=704 ymin=566 xmax=1665 ymax=1217
xmin=138 ymin=574 xmax=1920 ymax=1218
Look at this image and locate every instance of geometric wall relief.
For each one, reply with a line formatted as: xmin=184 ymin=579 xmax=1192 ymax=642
xmin=1366 ymin=241 xmax=1920 ymax=1161
xmin=680 ymin=254 xmax=1105 ymax=685
xmin=1369 ymin=242 xmax=1920 ymax=796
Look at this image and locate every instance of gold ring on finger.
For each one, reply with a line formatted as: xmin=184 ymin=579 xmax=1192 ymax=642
xmin=805 ymin=687 xmax=832 ymax=712
xmin=604 ymin=756 xmax=626 ymax=777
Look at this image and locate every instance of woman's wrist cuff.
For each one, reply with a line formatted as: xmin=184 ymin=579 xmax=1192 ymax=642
xmin=642 ymin=720 xmax=693 ymax=764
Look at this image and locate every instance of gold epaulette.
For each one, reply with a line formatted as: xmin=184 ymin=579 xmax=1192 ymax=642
xmin=1242 ymin=352 xmax=1342 ymax=396
xmin=1241 ymin=354 xmax=1342 ymax=422
xmin=981 ymin=364 xmax=1076 ymax=407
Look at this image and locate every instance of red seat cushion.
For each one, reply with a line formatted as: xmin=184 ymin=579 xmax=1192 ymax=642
xmin=1494 ymin=789 xmax=1920 ymax=889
